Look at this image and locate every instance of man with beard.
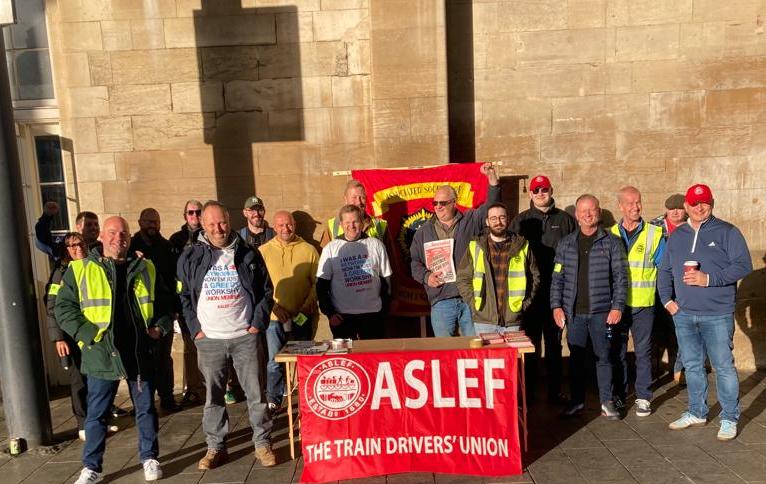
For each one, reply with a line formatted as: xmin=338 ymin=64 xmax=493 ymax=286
xmin=240 ymin=196 xmax=275 ymax=250
xmin=130 ymin=208 xmax=182 ymax=412
xmin=35 ymin=203 xmax=102 ymax=261
xmin=170 ymin=199 xmax=203 ymax=252
xmin=320 ymin=179 xmax=388 ymax=246
xmin=457 ymin=203 xmax=540 ymax=335
xmin=510 ymin=175 xmax=576 ymax=402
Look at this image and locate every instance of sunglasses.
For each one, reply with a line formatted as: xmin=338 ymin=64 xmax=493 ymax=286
xmin=531 ymin=187 xmax=550 ymax=194
xmin=432 ymin=199 xmax=455 ymax=207
xmin=66 ymin=242 xmax=85 ymax=248
xmin=186 ymin=210 xmax=201 ymax=216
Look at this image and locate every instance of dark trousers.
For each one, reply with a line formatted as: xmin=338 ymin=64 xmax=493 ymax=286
xmin=82 ymin=376 xmax=158 ymax=473
xmin=522 ymin=304 xmax=563 ymax=399
xmin=154 ymin=332 xmax=175 ymax=404
xmin=614 ymin=306 xmax=654 ymax=401
xmin=68 ymin=343 xmax=88 ymax=430
xmin=330 ymin=312 xmax=384 ymax=340
xmin=568 ymin=312 xmax=614 ymax=405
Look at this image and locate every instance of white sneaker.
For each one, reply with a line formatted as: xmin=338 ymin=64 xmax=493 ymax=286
xmin=107 ymin=424 xmax=119 ymax=433
xmin=78 ymin=430 xmax=86 ymax=441
xmin=635 ymin=399 xmax=652 ymax=417
xmin=143 ymin=459 xmax=163 ymax=481
xmin=74 ymin=468 xmax=103 ymax=484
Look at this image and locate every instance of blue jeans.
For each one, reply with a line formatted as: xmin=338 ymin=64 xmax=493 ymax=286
xmin=615 ymin=306 xmax=654 ymax=401
xmin=83 ymin=377 xmax=158 ymax=473
xmin=195 ymin=332 xmax=272 ymax=449
xmin=431 ymin=298 xmax=475 ymax=336
xmin=673 ymin=311 xmax=739 ymax=422
xmin=567 ymin=312 xmax=614 ymax=405
xmin=266 ymin=321 xmax=287 ymax=406
xmin=473 ymin=322 xmax=508 ymax=334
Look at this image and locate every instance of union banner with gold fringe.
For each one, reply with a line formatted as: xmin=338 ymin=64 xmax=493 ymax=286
xmin=351 ymin=163 xmax=489 ymax=316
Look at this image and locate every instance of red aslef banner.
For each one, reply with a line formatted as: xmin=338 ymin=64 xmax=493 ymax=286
xmin=297 ymin=348 xmax=521 ymax=482
xmin=351 ymin=163 xmax=490 ymax=316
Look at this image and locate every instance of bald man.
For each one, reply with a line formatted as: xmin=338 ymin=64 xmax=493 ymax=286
xmin=130 ymin=208 xmax=182 ymax=412
xmin=259 ymin=210 xmax=319 ymax=411
xmin=56 ymin=216 xmax=175 ymax=483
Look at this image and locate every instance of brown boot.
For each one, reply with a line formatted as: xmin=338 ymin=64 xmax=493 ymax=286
xmin=254 ymin=446 xmax=277 ymax=467
xmin=198 ymin=448 xmax=228 ymax=470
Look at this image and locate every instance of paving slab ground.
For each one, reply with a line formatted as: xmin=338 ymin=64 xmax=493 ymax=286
xmin=1 ymin=370 xmax=765 ymax=483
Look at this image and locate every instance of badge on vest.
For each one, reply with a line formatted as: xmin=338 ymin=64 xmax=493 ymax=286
xmin=635 ymin=244 xmax=644 ymax=254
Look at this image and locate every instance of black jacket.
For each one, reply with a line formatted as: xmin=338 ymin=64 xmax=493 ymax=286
xmin=130 ymin=232 xmax=180 ymax=313
xmin=176 ymin=233 xmax=274 ymax=335
xmin=510 ymin=200 xmax=577 ymax=290
xmin=169 ymin=224 xmax=202 ymax=254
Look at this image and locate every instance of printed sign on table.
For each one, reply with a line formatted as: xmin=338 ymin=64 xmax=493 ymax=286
xmin=297 ymin=348 xmax=521 ymax=482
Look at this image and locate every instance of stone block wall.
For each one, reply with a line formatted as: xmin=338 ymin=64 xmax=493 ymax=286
xmin=43 ymin=0 xmax=765 ymax=366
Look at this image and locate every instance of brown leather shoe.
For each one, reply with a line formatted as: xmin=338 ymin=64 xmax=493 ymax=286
xmin=198 ymin=448 xmax=228 ymax=470
xmin=254 ymin=446 xmax=277 ymax=467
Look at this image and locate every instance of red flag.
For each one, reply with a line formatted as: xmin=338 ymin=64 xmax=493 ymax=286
xmin=351 ymin=163 xmax=489 ymax=315
xmin=298 ymin=348 xmax=521 ymax=482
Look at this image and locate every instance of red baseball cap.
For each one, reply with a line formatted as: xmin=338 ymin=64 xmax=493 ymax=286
xmin=529 ymin=175 xmax=552 ymax=192
xmin=685 ymin=184 xmax=713 ymax=206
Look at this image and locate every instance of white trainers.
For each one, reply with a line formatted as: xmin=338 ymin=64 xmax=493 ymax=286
xmin=635 ymin=399 xmax=652 ymax=417
xmin=107 ymin=424 xmax=119 ymax=433
xmin=668 ymin=412 xmax=707 ymax=430
xmin=78 ymin=429 xmax=86 ymax=441
xmin=143 ymin=459 xmax=163 ymax=481
xmin=74 ymin=468 xmax=103 ymax=484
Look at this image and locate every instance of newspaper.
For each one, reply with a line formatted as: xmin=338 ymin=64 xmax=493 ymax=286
xmin=424 ymin=239 xmax=456 ymax=283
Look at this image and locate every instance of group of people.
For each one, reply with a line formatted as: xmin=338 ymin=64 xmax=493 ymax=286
xmin=36 ymin=162 xmax=753 ymax=483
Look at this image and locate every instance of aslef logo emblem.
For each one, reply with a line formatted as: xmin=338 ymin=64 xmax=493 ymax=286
xmin=695 ymin=186 xmax=704 ymax=195
xmin=305 ymin=358 xmax=371 ymax=420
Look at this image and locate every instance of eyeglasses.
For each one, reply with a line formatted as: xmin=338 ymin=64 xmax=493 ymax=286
xmin=532 ymin=187 xmax=550 ymax=194
xmin=186 ymin=210 xmax=201 ymax=216
xmin=245 ymin=206 xmax=265 ymax=212
xmin=488 ymin=216 xmax=508 ymax=222
xmin=432 ymin=199 xmax=455 ymax=207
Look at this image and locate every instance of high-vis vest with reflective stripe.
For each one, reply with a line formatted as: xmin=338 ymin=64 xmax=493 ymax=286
xmin=328 ymin=216 xmax=388 ymax=241
xmin=469 ymin=240 xmax=529 ymax=314
xmin=69 ymin=258 xmax=157 ymax=343
xmin=610 ymin=223 xmax=662 ymax=307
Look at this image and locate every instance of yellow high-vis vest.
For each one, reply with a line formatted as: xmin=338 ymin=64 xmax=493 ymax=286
xmin=610 ymin=222 xmax=662 ymax=307
xmin=69 ymin=258 xmax=157 ymax=343
xmin=328 ymin=216 xmax=387 ymax=241
xmin=468 ymin=240 xmax=529 ymax=314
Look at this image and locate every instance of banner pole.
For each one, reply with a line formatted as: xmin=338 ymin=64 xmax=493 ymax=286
xmin=332 ymin=161 xmax=504 ymax=176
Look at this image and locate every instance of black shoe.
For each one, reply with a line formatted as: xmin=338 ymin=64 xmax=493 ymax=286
xmin=111 ymin=405 xmax=129 ymax=418
xmin=562 ymin=402 xmax=585 ymax=417
xmin=613 ymin=396 xmax=626 ymax=411
xmin=181 ymin=391 xmax=203 ymax=407
xmin=601 ymin=401 xmax=621 ymax=420
xmin=548 ymin=392 xmax=568 ymax=405
xmin=161 ymin=400 xmax=182 ymax=413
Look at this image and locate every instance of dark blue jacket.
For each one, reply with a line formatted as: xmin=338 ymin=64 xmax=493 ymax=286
xmin=177 ymin=233 xmax=274 ymax=335
xmin=550 ymin=227 xmax=628 ymax=319
xmin=658 ymin=216 xmax=751 ymax=315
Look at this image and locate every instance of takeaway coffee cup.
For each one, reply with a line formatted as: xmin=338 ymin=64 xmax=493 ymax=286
xmin=684 ymin=261 xmax=700 ymax=272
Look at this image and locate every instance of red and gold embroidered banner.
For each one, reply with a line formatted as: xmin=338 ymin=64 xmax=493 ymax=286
xmin=351 ymin=163 xmax=489 ymax=315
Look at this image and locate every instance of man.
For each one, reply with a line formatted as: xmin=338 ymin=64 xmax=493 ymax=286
xmin=659 ymin=184 xmax=752 ymax=441
xmin=609 ymin=187 xmax=665 ymax=417
xmin=35 ymin=202 xmax=101 ymax=260
xmin=410 ymin=163 xmax=500 ymax=337
xmin=259 ymin=211 xmax=319 ymax=412
xmin=551 ymin=195 xmax=628 ymax=420
xmin=510 ymin=175 xmax=576 ymax=403
xmin=457 ymin=203 xmax=540 ymax=334
xmin=56 ymin=217 xmax=174 ymax=484
xmin=169 ymin=200 xmax=206 ymax=405
xmin=650 ymin=193 xmax=688 ymax=383
xmin=320 ymin=179 xmax=387 ymax=246
xmin=317 ymin=205 xmax=392 ymax=340
xmin=240 ymin=196 xmax=275 ymax=249
xmin=129 ymin=208 xmax=182 ymax=412
xmin=177 ymin=201 xmax=277 ymax=469
xmin=169 ymin=199 xmax=203 ymax=252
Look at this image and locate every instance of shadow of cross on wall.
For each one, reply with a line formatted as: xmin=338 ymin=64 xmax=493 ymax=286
xmin=195 ymin=0 xmax=303 ymax=226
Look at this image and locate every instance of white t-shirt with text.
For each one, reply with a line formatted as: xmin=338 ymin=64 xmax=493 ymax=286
xmin=317 ymin=237 xmax=392 ymax=314
xmin=196 ymin=247 xmax=253 ymax=339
